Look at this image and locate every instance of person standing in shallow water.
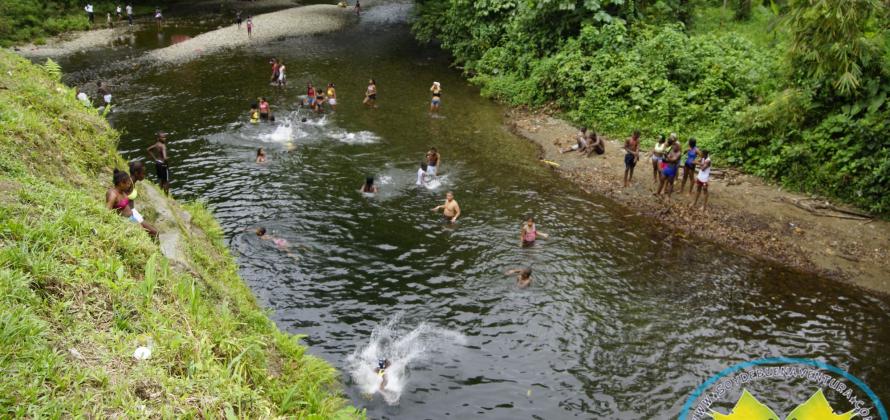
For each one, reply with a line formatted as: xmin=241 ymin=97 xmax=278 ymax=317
xmin=363 ymin=79 xmax=377 ymax=108
xmin=520 ymin=216 xmax=548 ymax=247
xmin=326 ymin=83 xmax=337 ymax=110
xmin=146 ymin=131 xmax=171 ymax=195
xmin=430 ymin=82 xmax=442 ymax=114
xmin=432 ymin=191 xmax=460 ymax=224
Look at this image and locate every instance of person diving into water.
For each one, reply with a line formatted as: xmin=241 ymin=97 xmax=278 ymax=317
xmin=374 ymin=359 xmax=392 ymax=391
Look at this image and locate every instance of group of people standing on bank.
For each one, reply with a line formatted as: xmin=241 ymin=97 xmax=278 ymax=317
xmin=83 ymin=3 xmax=152 ymax=28
xmin=565 ymin=127 xmax=713 ymax=209
xmin=621 ymin=131 xmax=712 ymax=209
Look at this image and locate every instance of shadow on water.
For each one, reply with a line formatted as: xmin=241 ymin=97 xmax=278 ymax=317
xmin=56 ymin=0 xmax=890 ymax=418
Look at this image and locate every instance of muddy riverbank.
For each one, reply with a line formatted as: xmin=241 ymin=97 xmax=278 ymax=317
xmin=507 ymin=108 xmax=890 ymax=295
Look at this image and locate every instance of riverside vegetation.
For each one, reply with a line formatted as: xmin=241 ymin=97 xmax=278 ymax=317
xmin=0 ymin=51 xmax=360 ymax=418
xmin=412 ymin=0 xmax=890 ymax=215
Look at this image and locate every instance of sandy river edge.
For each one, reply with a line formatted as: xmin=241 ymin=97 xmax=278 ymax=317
xmin=506 ymin=108 xmax=890 ymax=295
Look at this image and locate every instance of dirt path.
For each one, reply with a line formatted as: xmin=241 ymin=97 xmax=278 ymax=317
xmin=507 ymin=108 xmax=890 ymax=294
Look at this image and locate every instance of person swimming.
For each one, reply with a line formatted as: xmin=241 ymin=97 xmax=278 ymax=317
xmin=505 ymin=268 xmax=533 ymax=288
xmin=255 ymin=227 xmax=299 ymax=260
xmin=374 ymin=359 xmax=391 ymax=391
xmin=256 ymin=147 xmax=267 ymax=163
xmin=360 ymin=176 xmax=378 ymax=193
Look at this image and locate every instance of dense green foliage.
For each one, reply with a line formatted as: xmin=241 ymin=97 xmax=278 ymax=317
xmin=0 ymin=51 xmax=359 ymax=417
xmin=413 ymin=1 xmax=890 ymax=214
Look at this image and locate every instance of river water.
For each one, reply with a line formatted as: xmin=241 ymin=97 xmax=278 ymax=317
xmin=53 ymin=2 xmax=890 ymax=418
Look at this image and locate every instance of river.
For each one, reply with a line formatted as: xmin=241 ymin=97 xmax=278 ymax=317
xmin=54 ymin=1 xmax=890 ymax=418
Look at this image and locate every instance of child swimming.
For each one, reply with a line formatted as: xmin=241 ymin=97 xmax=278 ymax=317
xmin=505 ymin=268 xmax=533 ymax=288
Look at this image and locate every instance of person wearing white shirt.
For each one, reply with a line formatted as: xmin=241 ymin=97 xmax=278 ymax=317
xmin=126 ymin=4 xmax=133 ymax=26
xmin=416 ymin=162 xmax=429 ymax=187
xmin=85 ymin=4 xmax=95 ymax=24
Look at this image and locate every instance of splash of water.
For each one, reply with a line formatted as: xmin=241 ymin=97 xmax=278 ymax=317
xmin=346 ymin=313 xmax=466 ymax=405
xmin=331 ymin=129 xmax=380 ymax=144
xmin=261 ymin=119 xmax=294 ymax=143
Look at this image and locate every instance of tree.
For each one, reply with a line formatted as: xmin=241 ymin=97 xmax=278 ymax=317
xmin=786 ymin=0 xmax=885 ymax=96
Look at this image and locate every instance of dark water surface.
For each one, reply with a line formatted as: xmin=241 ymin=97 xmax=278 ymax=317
xmin=56 ymin=2 xmax=889 ymax=418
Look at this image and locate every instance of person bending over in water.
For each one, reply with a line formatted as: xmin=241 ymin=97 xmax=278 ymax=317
xmin=520 ymin=216 xmax=548 ymax=247
xmin=430 ymin=82 xmax=442 ymax=114
xmin=505 ymin=268 xmax=533 ymax=288
xmin=426 ymin=147 xmax=441 ymax=176
xmin=256 ymin=147 xmax=267 ymax=163
xmin=360 ymin=176 xmax=378 ymax=193
xmin=432 ymin=191 xmax=460 ymax=224
xmin=106 ymin=169 xmax=158 ymax=238
xmin=375 ymin=359 xmax=391 ymax=391
xmin=416 ymin=162 xmax=429 ymax=187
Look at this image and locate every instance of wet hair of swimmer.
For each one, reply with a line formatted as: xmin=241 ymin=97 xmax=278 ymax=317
xmin=377 ymin=359 xmax=389 ymax=369
xmin=421 ymin=162 xmax=428 ymax=171
xmin=365 ymin=176 xmax=374 ymax=186
xmin=520 ymin=268 xmax=532 ymax=279
xmin=256 ymin=227 xmax=267 ymax=236
xmin=257 ymin=147 xmax=265 ymax=156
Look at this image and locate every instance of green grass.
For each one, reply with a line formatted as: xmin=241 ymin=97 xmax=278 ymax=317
xmin=0 ymin=50 xmax=361 ymax=418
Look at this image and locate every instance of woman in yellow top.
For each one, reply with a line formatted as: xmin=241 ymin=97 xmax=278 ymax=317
xmin=650 ymin=134 xmax=668 ymax=183
xmin=326 ymin=83 xmax=337 ymax=110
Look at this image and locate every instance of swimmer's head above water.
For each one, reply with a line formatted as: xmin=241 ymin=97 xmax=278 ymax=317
xmin=256 ymin=227 xmax=267 ymax=236
xmin=377 ymin=359 xmax=390 ymax=370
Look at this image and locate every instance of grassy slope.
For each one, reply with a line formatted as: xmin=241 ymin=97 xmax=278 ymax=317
xmin=0 ymin=50 xmax=359 ymax=418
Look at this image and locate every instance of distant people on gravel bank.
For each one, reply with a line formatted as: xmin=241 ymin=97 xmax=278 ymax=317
xmin=85 ymin=4 xmax=95 ymax=25
xmin=692 ymin=149 xmax=711 ymax=210
xmin=146 ymin=131 xmax=171 ymax=195
xmin=650 ymin=134 xmax=667 ymax=183
xmin=623 ymin=130 xmax=640 ymax=188
xmin=155 ymin=7 xmax=163 ymax=30
xmin=236 ymin=10 xmax=243 ymax=29
xmin=246 ymin=16 xmax=253 ymax=38
xmin=680 ymin=138 xmax=701 ymax=195
xmin=126 ymin=4 xmax=134 ymax=26
xmin=106 ymin=169 xmax=158 ymax=238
